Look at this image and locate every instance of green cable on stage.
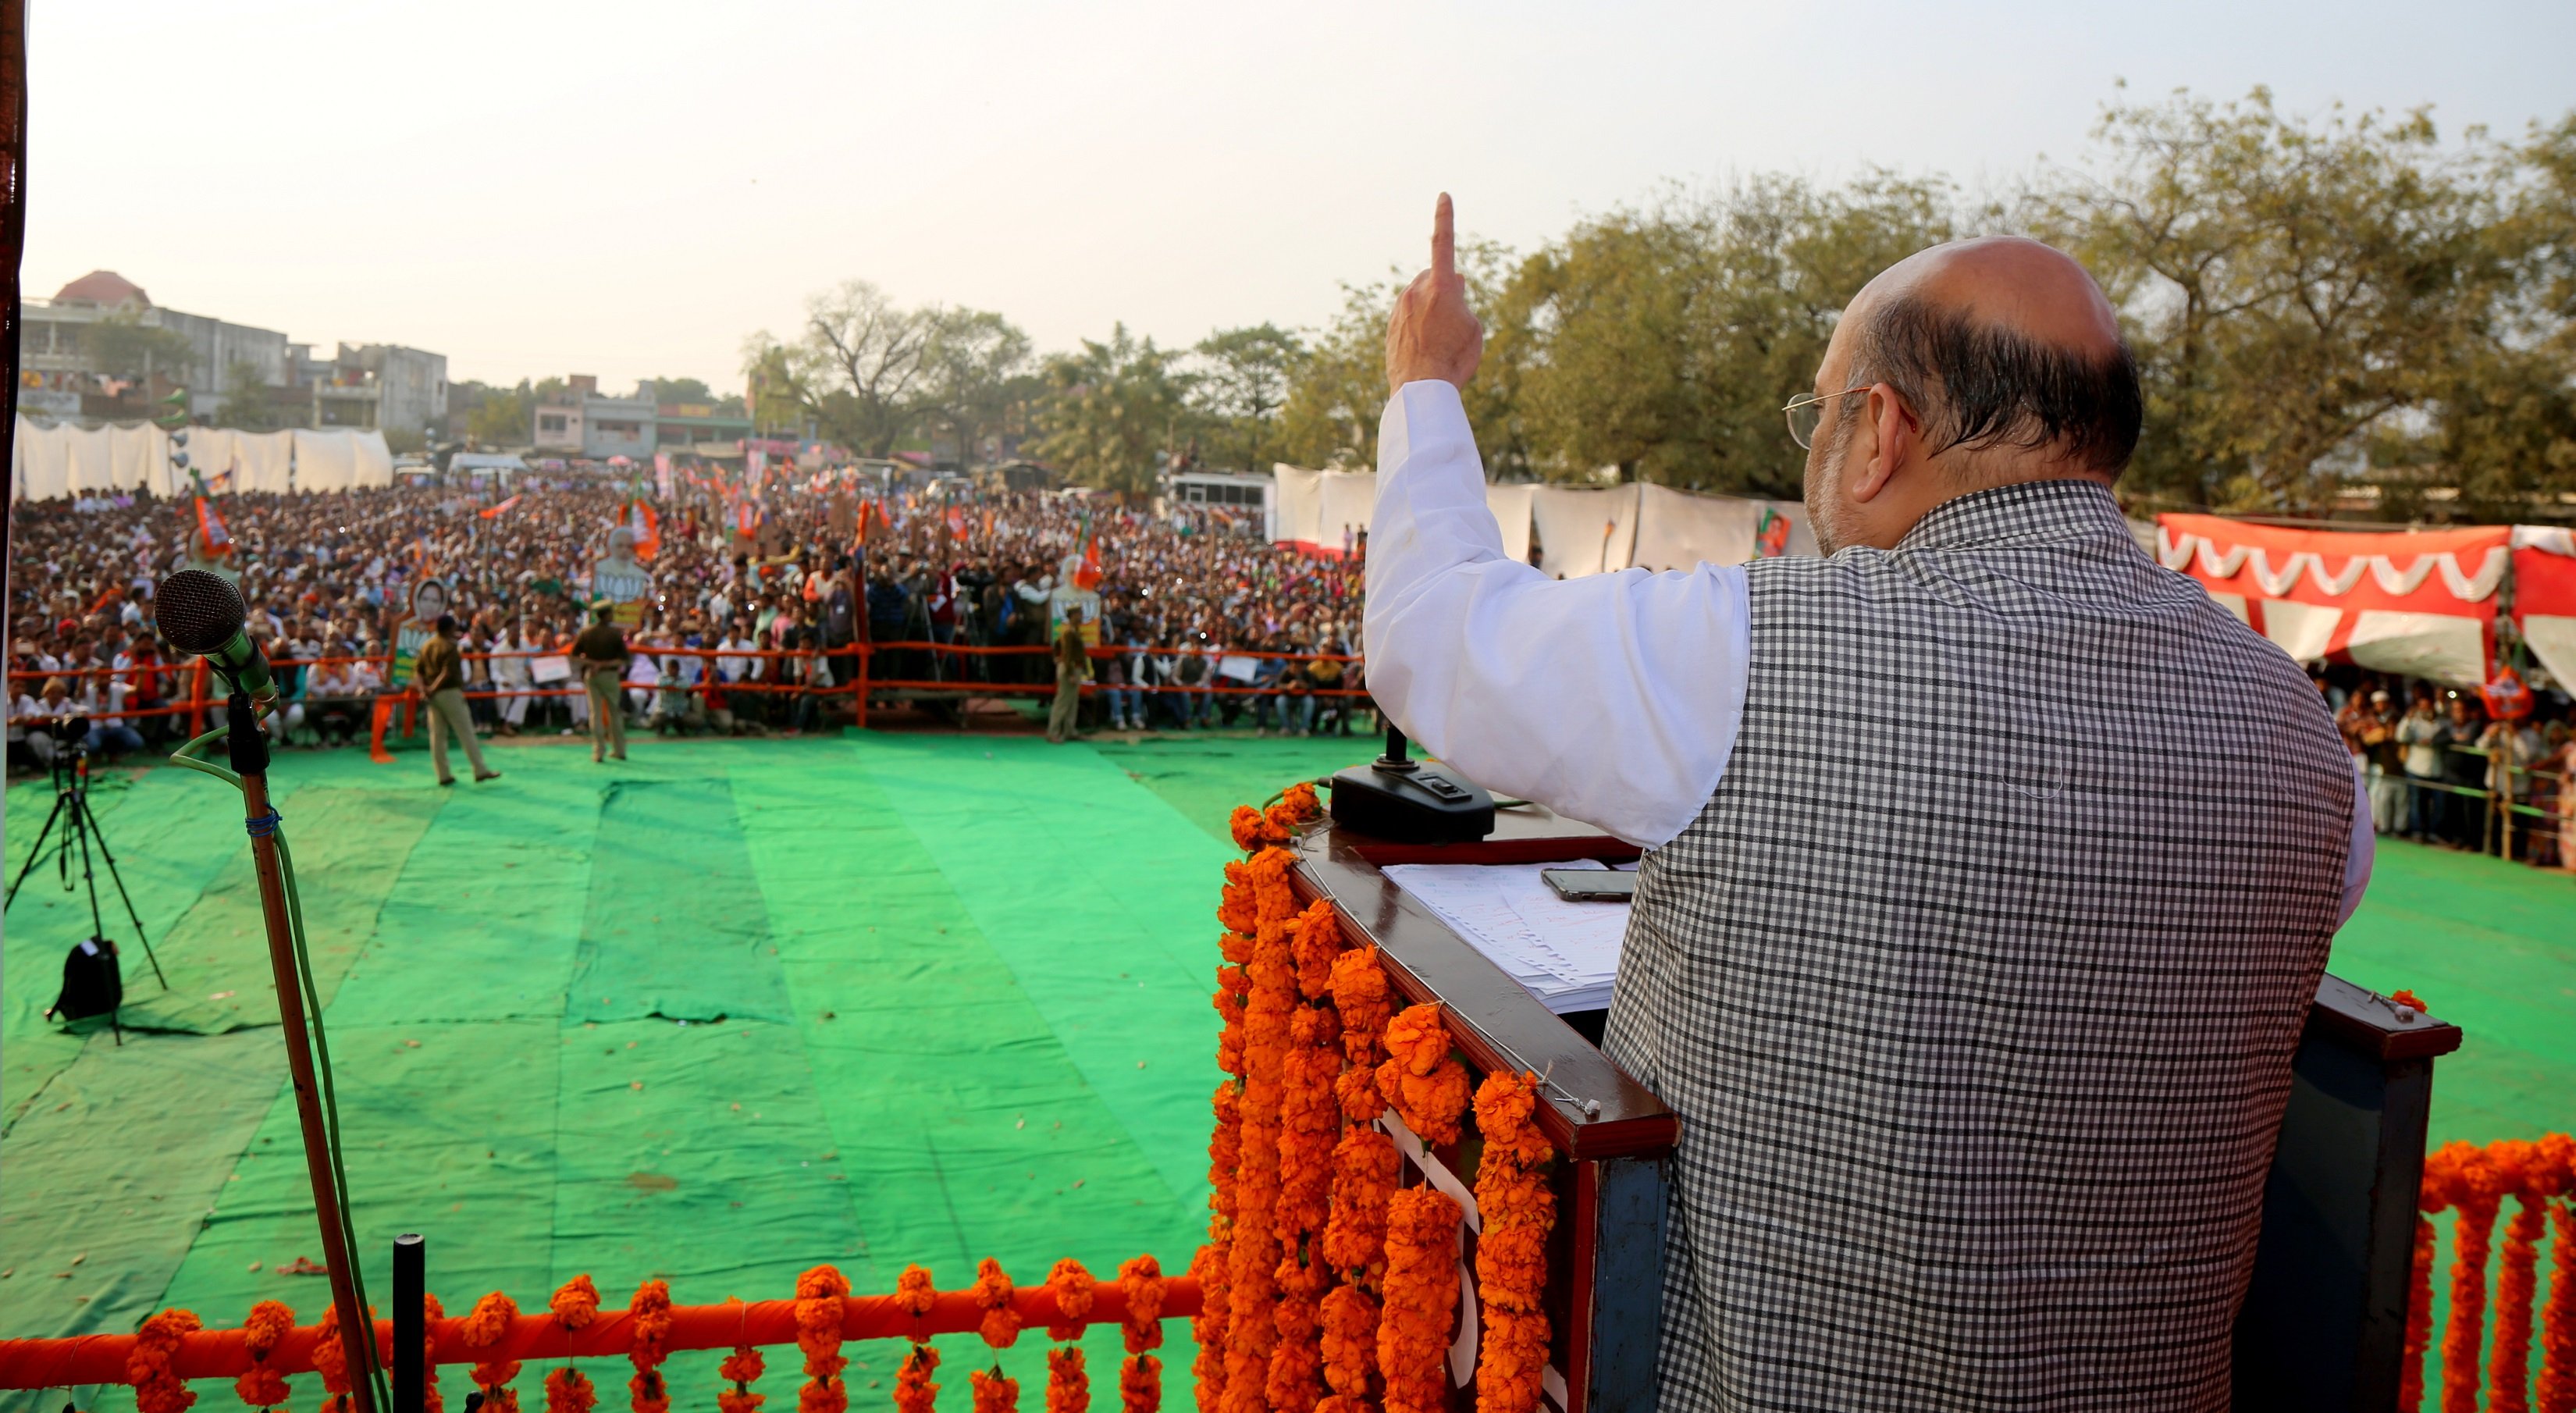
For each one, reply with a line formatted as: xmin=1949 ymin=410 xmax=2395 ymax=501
xmin=170 ymin=724 xmax=393 ymax=1413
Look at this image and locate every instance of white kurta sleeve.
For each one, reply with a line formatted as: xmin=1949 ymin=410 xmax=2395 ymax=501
xmin=2340 ymin=767 xmax=2373 ymax=927
xmin=1362 ymin=380 xmax=1751 ymax=847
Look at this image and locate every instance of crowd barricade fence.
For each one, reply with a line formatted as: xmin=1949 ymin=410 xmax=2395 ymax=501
xmin=6 ymin=642 xmax=1378 ymax=748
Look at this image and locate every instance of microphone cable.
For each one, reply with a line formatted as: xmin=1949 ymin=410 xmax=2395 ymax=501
xmin=166 ymin=721 xmax=392 ymax=1413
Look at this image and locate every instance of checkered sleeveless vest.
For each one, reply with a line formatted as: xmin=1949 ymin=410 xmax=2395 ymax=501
xmin=1601 ymin=479 xmax=2354 ymax=1413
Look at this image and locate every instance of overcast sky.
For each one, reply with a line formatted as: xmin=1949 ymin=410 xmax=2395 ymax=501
xmin=25 ymin=0 xmax=2576 ymax=390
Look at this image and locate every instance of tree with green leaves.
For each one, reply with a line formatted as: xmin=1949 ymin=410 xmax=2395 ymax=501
xmin=751 ymin=279 xmax=935 ymax=457
xmin=1504 ymin=176 xmax=1955 ymax=493
xmin=1028 ymin=324 xmax=1192 ymax=493
xmin=1192 ymin=323 xmax=1304 ymax=471
xmin=918 ymin=308 xmax=1033 ymax=469
xmin=215 ymin=358 xmax=275 ymax=432
xmin=2033 ymin=86 xmax=2539 ymax=515
xmin=1279 ymin=239 xmax=1527 ymax=474
xmin=463 ymin=382 xmax=532 ymax=447
xmin=84 ymin=311 xmax=196 ymax=383
xmin=641 ymin=375 xmax=716 ymax=405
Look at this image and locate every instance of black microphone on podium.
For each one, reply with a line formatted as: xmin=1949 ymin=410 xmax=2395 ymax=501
xmin=1328 ymin=723 xmax=1496 ymax=844
xmin=156 ymin=569 xmax=279 ymax=712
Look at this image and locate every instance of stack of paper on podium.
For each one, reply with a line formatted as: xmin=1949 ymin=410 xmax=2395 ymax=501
xmin=1383 ymin=860 xmax=1632 ymax=1013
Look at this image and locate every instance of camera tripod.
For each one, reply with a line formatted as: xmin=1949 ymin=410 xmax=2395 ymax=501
xmin=5 ymin=735 xmax=168 ymax=994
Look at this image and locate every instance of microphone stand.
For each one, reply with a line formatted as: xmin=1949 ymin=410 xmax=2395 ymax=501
xmin=222 ymin=692 xmax=382 ymax=1413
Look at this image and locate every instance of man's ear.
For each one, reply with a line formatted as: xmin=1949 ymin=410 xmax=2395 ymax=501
xmin=1848 ymin=383 xmax=1915 ymax=504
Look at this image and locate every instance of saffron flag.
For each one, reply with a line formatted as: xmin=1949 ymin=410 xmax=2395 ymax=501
xmin=625 ymin=501 xmax=662 ymax=561
xmin=479 ymin=494 xmax=524 ymax=520
xmin=192 ymin=497 xmax=233 ymax=557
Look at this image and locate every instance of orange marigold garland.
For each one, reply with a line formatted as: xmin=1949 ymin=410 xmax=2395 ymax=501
xmin=1118 ymin=1255 xmax=1168 ymax=1354
xmin=2537 ymin=1133 xmax=2576 ymax=1413
xmin=972 ymin=1258 xmax=1023 ymax=1349
xmin=2489 ymin=1140 xmax=2546 ymax=1413
xmin=422 ymin=1293 xmax=450 ymax=1413
xmin=1043 ymin=1257 xmax=1100 ymax=1413
xmin=546 ymin=1276 xmax=603 ymax=1413
xmin=1044 ymin=1348 xmax=1088 ymax=1413
xmin=1323 ymin=1127 xmax=1400 ymax=1281
xmin=1045 ymin=1258 xmax=1096 ymax=1341
xmin=1377 ymin=1003 xmax=1471 ymax=1148
xmin=1209 ymin=1080 xmax=1244 ymax=1236
xmin=1223 ymin=847 xmax=1300 ymax=1413
xmin=2400 ymin=1201 xmax=2442 ymax=1413
xmin=794 ymin=1265 xmax=852 ymax=1413
xmin=1214 ymin=964 xmax=1249 ymax=1085
xmin=552 ymin=1276 xmax=601 ymax=1329
xmin=1329 ymin=948 xmax=1393 ymax=1076
xmin=1115 ymin=1255 xmax=1167 ymax=1413
xmin=893 ymin=1265 xmax=942 ymax=1413
xmin=1316 ymin=1284 xmax=1379 ymax=1412
xmin=970 ymin=1368 xmax=1019 ymax=1413
xmin=546 ymin=1369 xmax=599 ymax=1413
xmin=1290 ymin=899 xmax=1340 ymax=1002
xmin=463 ymin=1291 xmax=525 ymax=1413
xmin=234 ymin=1300 xmax=294 ymax=1409
xmin=1378 ymin=1188 xmax=1464 ymax=1413
xmin=2435 ymin=1141 xmax=2504 ymax=1413
xmin=1188 ymin=1244 xmax=1229 ymax=1413
xmin=311 ymin=1303 xmax=353 ymax=1413
xmin=626 ymin=1279 xmax=674 ymax=1413
xmin=1471 ymin=1072 xmax=1557 ymax=1413
xmin=1271 ymin=998 xmax=1343 ymax=1413
xmin=719 ymin=1347 xmax=767 ymax=1413
xmin=132 ymin=1308 xmax=201 ymax=1413
xmin=1230 ymin=806 xmax=1286 ymax=852
xmin=1118 ymin=1355 xmax=1161 ymax=1413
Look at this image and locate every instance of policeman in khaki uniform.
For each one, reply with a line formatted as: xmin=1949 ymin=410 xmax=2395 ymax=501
xmin=571 ymin=600 xmax=631 ymax=763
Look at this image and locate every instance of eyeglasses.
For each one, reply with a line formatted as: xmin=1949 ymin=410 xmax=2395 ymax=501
xmin=1782 ymin=386 xmax=1871 ymax=450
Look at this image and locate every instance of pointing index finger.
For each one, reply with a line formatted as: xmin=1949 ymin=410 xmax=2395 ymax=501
xmin=1432 ymin=192 xmax=1456 ymax=281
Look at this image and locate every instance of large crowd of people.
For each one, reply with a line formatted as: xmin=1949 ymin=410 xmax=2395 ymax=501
xmin=9 ymin=477 xmax=2573 ymax=871
xmin=5 ymin=477 xmax=1374 ymax=769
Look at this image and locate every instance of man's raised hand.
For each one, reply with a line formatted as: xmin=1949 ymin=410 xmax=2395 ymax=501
xmin=1384 ymin=192 xmax=1484 ymax=396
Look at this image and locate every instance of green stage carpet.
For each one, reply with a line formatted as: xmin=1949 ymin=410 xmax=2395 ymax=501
xmin=2 ymin=733 xmax=2567 ymax=1407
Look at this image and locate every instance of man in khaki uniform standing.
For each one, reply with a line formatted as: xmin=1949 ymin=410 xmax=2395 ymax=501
xmin=1046 ymin=603 xmax=1091 ymax=744
xmin=571 ymin=600 xmax=631 ymax=763
xmin=415 ymin=614 xmax=500 ymax=786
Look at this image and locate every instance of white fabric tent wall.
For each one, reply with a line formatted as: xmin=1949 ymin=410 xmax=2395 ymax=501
xmin=292 ymin=429 xmax=358 ymax=493
xmin=1485 ymin=483 xmax=1534 ymax=563
xmin=353 ymin=430 xmax=395 ymax=489
xmin=185 ymin=427 xmax=240 ymax=494
xmin=62 ymin=425 xmax=117 ymax=493
xmin=237 ymin=431 xmax=295 ymax=494
xmin=1273 ymin=464 xmax=1322 ymax=547
xmin=1629 ymin=485 xmax=1818 ymax=570
xmin=109 ymin=424 xmax=168 ymax=492
xmin=12 ymin=417 xmax=68 ymax=500
xmin=1316 ymin=472 xmax=1376 ymax=557
xmin=1528 ymin=484 xmax=1640 ymax=578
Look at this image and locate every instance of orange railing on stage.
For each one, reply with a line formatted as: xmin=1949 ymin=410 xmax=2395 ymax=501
xmin=7 ymin=642 xmax=1372 ymax=739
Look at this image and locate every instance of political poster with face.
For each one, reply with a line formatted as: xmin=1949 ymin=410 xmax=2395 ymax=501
xmin=593 ymin=529 xmax=656 ymax=629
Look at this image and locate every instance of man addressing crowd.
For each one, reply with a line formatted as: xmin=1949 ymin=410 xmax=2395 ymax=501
xmin=1364 ymin=197 xmax=2372 ymax=1411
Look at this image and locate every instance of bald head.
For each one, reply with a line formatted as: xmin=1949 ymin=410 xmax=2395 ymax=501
xmin=1829 ymin=236 xmax=2140 ymax=479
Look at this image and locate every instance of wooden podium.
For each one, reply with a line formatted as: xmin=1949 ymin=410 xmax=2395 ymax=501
xmin=1291 ymin=806 xmax=2460 ymax=1413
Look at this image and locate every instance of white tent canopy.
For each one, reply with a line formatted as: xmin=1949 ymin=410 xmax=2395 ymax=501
xmin=1268 ymin=459 xmax=1824 ymax=575
xmin=10 ymin=417 xmax=397 ymax=499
